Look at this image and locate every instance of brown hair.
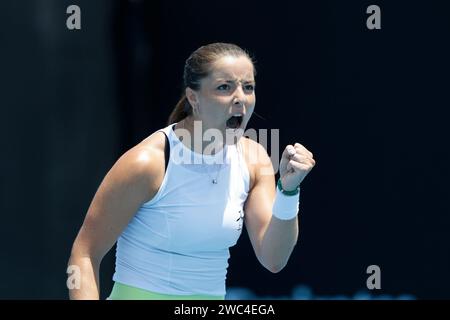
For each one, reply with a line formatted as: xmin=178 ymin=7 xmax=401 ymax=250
xmin=168 ymin=43 xmax=255 ymax=124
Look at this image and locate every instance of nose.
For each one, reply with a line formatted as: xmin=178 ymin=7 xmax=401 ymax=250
xmin=233 ymin=86 xmax=246 ymax=106
xmin=233 ymin=98 xmax=243 ymax=107
xmin=232 ymin=98 xmax=245 ymax=112
xmin=232 ymin=96 xmax=246 ymax=115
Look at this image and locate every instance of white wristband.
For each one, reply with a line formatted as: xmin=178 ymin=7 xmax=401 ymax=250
xmin=272 ymin=187 xmax=300 ymax=220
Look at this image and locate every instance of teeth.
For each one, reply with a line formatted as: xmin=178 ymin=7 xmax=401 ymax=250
xmin=226 ymin=113 xmax=244 ymax=129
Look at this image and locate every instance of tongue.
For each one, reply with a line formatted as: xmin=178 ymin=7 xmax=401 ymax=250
xmin=226 ymin=116 xmax=241 ymax=129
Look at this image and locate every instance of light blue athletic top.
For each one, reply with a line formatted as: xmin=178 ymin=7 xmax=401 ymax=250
xmin=113 ymin=123 xmax=250 ymax=296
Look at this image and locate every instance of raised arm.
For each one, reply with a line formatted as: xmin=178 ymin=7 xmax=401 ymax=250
xmin=67 ymin=133 xmax=165 ymax=299
xmin=243 ymin=140 xmax=315 ymax=273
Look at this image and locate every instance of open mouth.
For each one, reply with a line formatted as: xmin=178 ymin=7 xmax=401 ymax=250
xmin=226 ymin=115 xmax=243 ymax=129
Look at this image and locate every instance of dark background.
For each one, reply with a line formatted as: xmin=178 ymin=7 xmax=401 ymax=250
xmin=1 ymin=0 xmax=449 ymax=299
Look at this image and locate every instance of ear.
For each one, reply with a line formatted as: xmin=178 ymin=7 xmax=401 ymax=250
xmin=185 ymin=87 xmax=199 ymax=110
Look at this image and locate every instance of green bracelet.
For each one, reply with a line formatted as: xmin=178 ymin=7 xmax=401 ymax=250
xmin=277 ymin=179 xmax=300 ymax=196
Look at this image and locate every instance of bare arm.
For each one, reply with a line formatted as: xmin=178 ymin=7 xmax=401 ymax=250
xmin=243 ymin=140 xmax=315 ymax=273
xmin=67 ymin=134 xmax=165 ymax=299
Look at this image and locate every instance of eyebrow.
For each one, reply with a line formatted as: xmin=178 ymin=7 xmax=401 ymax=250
xmin=215 ymin=78 xmax=256 ymax=84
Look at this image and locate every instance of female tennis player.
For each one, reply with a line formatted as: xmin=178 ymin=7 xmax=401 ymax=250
xmin=67 ymin=43 xmax=315 ymax=300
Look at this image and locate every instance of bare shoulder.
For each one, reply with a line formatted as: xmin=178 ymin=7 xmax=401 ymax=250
xmin=110 ymin=131 xmax=167 ymax=199
xmin=71 ymin=131 xmax=168 ymax=261
xmin=239 ymin=137 xmax=275 ymax=190
xmin=138 ymin=130 xmax=167 ymax=154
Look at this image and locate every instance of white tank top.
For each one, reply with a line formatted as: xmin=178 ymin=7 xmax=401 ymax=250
xmin=113 ymin=123 xmax=250 ymax=296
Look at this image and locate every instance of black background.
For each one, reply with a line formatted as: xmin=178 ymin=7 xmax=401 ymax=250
xmin=1 ymin=0 xmax=449 ymax=299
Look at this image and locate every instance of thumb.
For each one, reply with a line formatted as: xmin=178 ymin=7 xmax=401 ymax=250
xmin=280 ymin=145 xmax=296 ymax=173
xmin=281 ymin=144 xmax=295 ymax=160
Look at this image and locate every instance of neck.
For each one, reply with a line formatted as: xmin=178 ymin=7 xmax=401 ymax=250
xmin=175 ymin=116 xmax=226 ymax=156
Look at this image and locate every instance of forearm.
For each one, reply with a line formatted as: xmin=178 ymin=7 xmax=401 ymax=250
xmin=260 ymin=215 xmax=299 ymax=273
xmin=67 ymin=255 xmax=101 ymax=300
xmin=259 ymin=184 xmax=300 ymax=273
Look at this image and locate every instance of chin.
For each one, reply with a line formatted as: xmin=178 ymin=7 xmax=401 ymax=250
xmin=225 ymin=127 xmax=245 ymax=145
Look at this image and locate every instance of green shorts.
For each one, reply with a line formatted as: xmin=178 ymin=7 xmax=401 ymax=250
xmin=107 ymin=282 xmax=225 ymax=300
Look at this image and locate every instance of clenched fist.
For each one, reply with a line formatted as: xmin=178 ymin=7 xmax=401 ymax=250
xmin=279 ymin=143 xmax=316 ymax=191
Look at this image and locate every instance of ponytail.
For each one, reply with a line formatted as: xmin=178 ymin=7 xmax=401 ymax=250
xmin=168 ymin=94 xmax=192 ymax=125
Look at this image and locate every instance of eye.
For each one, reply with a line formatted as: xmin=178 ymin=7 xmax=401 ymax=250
xmin=244 ymin=84 xmax=255 ymax=91
xmin=217 ymin=84 xmax=231 ymax=91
